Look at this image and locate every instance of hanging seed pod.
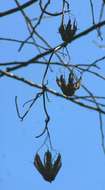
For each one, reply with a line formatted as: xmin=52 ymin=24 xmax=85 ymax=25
xmin=34 ymin=150 xmax=62 ymax=182
xmin=59 ymin=19 xmax=77 ymax=43
xmin=56 ymin=72 xmax=81 ymax=96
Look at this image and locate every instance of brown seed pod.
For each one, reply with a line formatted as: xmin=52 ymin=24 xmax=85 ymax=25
xmin=34 ymin=150 xmax=62 ymax=182
xmin=59 ymin=19 xmax=77 ymax=43
xmin=56 ymin=72 xmax=81 ymax=96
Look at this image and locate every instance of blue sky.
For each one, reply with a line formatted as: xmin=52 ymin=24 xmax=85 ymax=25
xmin=0 ymin=1 xmax=105 ymax=190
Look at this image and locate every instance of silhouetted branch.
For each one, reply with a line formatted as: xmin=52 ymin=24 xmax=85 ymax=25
xmin=0 ymin=0 xmax=38 ymax=17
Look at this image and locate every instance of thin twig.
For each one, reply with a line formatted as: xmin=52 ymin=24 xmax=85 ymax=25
xmin=15 ymin=92 xmax=42 ymax=121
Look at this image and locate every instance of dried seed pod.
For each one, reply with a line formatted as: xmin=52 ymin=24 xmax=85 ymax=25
xmin=56 ymin=72 xmax=81 ymax=96
xmin=34 ymin=150 xmax=62 ymax=182
xmin=59 ymin=19 xmax=77 ymax=43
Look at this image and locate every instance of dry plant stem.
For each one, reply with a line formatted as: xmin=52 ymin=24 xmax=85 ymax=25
xmin=74 ymin=96 xmax=105 ymax=108
xmin=98 ymin=2 xmax=105 ymax=39
xmin=74 ymin=95 xmax=105 ymax=108
xmin=15 ymin=92 xmax=43 ymax=121
xmin=39 ymin=0 xmax=69 ymax=16
xmin=16 ymin=1 xmax=51 ymax=52
xmin=89 ymin=0 xmax=95 ymax=24
xmin=89 ymin=0 xmax=103 ymax=39
xmin=35 ymin=52 xmax=54 ymax=144
xmin=34 ymin=0 xmax=50 ymax=29
xmin=36 ymin=135 xmax=49 ymax=153
xmin=0 ymin=37 xmax=36 ymax=46
xmin=14 ymin=0 xmax=38 ymax=51
xmin=99 ymin=2 xmax=104 ymax=22
xmin=36 ymin=86 xmax=53 ymax=150
xmin=42 ymin=52 xmax=54 ymax=84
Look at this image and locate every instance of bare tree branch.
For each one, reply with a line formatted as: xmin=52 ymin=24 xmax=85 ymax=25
xmin=0 ymin=0 xmax=38 ymax=17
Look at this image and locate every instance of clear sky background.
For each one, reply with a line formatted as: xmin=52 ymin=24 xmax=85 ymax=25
xmin=0 ymin=0 xmax=105 ymax=190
